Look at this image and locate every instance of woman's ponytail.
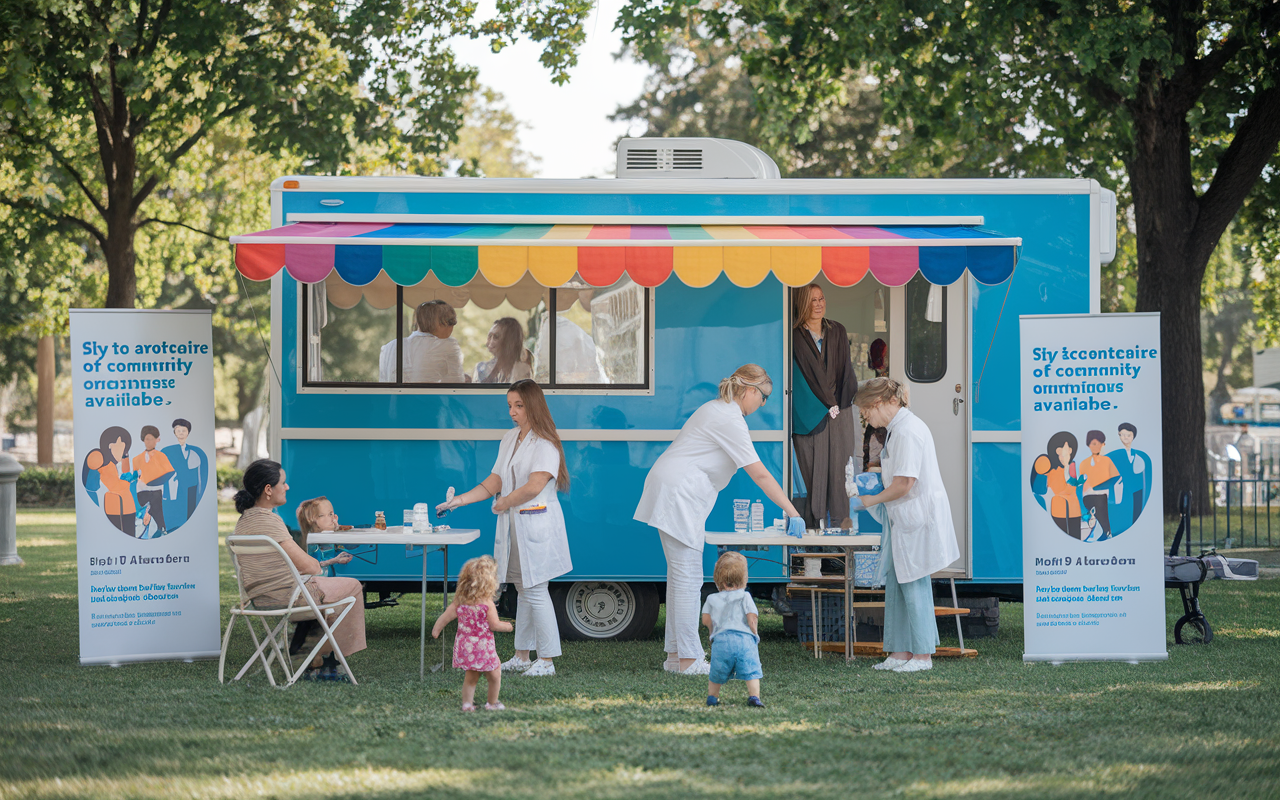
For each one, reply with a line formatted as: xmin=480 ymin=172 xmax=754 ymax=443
xmin=720 ymin=364 xmax=771 ymax=403
xmin=235 ymin=459 xmax=283 ymax=514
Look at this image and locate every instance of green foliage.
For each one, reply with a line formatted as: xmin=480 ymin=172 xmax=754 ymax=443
xmin=0 ymin=0 xmax=595 ymax=312
xmin=450 ymin=88 xmax=542 ymax=178
xmin=216 ymin=463 xmax=243 ymax=492
xmin=14 ymin=465 xmax=75 ymax=507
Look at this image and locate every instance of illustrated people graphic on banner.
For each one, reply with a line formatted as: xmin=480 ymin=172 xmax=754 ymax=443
xmin=80 ymin=420 xmax=206 ymax=539
xmin=162 ymin=418 xmax=209 ymax=527
xmin=1031 ymin=423 xmax=1150 ymax=542
xmin=81 ymin=426 xmax=152 ymax=538
xmin=1110 ymin=422 xmax=1153 ymax=534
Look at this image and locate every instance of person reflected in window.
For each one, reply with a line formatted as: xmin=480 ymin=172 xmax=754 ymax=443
xmin=378 ymin=300 xmax=466 ymax=383
xmin=474 ymin=317 xmax=534 ymax=384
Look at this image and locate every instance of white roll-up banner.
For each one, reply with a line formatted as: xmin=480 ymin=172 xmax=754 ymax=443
xmin=1020 ymin=313 xmax=1167 ymax=662
xmin=71 ymin=309 xmax=220 ymax=665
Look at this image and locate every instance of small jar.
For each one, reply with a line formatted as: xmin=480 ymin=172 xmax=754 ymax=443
xmin=374 ymin=511 xmax=386 ymax=530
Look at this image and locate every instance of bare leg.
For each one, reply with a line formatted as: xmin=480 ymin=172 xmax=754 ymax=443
xmin=746 ymin=679 xmax=761 ymax=697
xmin=485 ymin=668 xmax=503 ymax=705
xmin=890 ymin=651 xmax=912 ymax=660
xmin=707 ymin=681 xmax=722 ymax=699
xmin=462 ymin=670 xmax=480 ymax=706
xmin=679 ymin=657 xmax=698 ymax=670
xmin=516 ymin=650 xmax=531 ymax=661
xmin=911 ymin=653 xmax=932 ymax=664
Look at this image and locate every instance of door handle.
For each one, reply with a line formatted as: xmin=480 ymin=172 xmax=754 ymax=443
xmin=953 ymin=397 xmax=965 ymax=416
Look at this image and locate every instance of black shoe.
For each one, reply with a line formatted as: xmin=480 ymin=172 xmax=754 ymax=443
xmin=706 ymin=696 xmax=720 ymax=706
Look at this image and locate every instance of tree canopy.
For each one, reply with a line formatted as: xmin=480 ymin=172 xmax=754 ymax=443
xmin=0 ymin=0 xmax=592 ymax=309
xmin=619 ymin=0 xmax=1280 ymax=512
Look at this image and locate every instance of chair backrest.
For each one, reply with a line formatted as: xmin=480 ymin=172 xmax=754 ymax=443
xmin=226 ymin=534 xmax=313 ymax=613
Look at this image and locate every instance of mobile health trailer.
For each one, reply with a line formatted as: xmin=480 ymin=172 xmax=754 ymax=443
xmin=231 ymin=138 xmax=1117 ymax=641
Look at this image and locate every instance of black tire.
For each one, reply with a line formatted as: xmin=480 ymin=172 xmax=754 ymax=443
xmin=1174 ymin=614 xmax=1213 ymax=645
xmin=552 ymin=581 xmax=660 ymax=641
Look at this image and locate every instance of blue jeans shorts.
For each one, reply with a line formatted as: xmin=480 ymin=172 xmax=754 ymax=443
xmin=709 ymin=630 xmax=763 ymax=684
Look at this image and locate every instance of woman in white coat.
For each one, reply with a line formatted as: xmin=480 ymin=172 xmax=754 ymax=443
xmin=436 ymin=379 xmax=571 ymax=677
xmin=634 ymin=364 xmax=806 ymax=675
xmin=852 ymin=378 xmax=959 ymax=673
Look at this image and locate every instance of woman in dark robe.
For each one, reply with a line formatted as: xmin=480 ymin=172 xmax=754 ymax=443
xmin=792 ymin=283 xmax=859 ymax=528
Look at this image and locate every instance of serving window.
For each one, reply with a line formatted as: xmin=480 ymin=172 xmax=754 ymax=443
xmin=302 ymin=271 xmax=651 ymax=391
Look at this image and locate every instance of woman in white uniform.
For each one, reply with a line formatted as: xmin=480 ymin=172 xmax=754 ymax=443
xmin=634 ymin=364 xmax=806 ymax=675
xmin=851 ymin=378 xmax=959 ymax=673
xmin=436 ymin=379 xmax=571 ymax=677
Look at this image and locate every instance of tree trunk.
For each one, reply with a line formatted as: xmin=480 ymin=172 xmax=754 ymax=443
xmin=1129 ymin=100 xmax=1210 ymax=516
xmin=101 ymin=202 xmax=138 ymax=308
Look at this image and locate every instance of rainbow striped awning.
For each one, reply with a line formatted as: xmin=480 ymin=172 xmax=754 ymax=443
xmin=231 ymin=223 xmax=1021 ymax=288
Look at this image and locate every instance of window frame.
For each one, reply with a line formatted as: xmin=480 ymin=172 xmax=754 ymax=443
xmin=904 ymin=277 xmax=947 ymax=384
xmin=298 ymin=282 xmax=654 ymax=395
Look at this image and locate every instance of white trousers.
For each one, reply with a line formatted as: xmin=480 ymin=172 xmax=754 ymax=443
xmin=659 ymin=530 xmax=705 ymax=660
xmin=507 ymin=518 xmax=562 ymax=659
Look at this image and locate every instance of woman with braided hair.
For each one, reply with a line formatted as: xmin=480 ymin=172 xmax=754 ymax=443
xmin=634 ymin=364 xmax=804 ymax=675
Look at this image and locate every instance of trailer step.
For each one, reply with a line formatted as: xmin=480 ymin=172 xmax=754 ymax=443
xmin=802 ymin=642 xmax=978 ymax=658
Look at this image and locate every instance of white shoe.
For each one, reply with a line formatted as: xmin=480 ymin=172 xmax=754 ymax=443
xmin=523 ymin=659 xmax=556 ymax=677
xmin=662 ymin=660 xmax=681 ymax=673
xmin=873 ymin=657 xmax=910 ymax=671
xmin=500 ymin=655 xmax=533 ymax=673
xmin=893 ymin=659 xmax=933 ymax=673
xmin=679 ymin=659 xmax=711 ymax=676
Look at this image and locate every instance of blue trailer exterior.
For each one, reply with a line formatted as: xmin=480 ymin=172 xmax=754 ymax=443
xmin=260 ymin=176 xmax=1112 ymax=617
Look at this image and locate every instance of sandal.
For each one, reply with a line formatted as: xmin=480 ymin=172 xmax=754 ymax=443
xmin=461 ymin=702 xmax=476 ymax=712
xmin=484 ymin=702 xmax=506 ymax=711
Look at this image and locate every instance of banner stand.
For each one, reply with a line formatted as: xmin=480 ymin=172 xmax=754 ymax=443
xmin=71 ymin=309 xmax=220 ymax=665
xmin=1020 ymin=313 xmax=1167 ymax=663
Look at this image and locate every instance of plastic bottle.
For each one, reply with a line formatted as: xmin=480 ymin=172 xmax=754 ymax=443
xmin=750 ymin=499 xmax=764 ymax=532
xmin=846 ymin=456 xmax=859 ymax=534
xmin=733 ymin=499 xmax=749 ymax=533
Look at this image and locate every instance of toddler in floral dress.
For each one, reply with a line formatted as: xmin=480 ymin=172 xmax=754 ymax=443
xmin=431 ymin=555 xmax=513 ymax=711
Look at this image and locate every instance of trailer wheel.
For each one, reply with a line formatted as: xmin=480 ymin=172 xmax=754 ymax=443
xmin=553 ymin=582 xmax=659 ymax=641
xmin=1174 ymin=614 xmax=1213 ymax=645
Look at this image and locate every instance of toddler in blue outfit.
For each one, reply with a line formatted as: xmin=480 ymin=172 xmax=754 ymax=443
xmin=701 ymin=551 xmax=764 ymax=708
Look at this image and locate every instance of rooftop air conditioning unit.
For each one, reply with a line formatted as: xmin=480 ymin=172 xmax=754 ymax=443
xmin=616 ymin=137 xmax=781 ymax=179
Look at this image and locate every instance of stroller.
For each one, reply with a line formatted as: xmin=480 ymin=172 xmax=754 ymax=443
xmin=1164 ymin=491 xmax=1259 ymax=644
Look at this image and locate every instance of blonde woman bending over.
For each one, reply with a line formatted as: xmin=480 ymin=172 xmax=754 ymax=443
xmin=634 ymin=364 xmax=804 ymax=675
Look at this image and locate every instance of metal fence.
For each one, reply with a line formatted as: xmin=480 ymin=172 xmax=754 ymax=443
xmin=1180 ymin=476 xmax=1278 ymax=552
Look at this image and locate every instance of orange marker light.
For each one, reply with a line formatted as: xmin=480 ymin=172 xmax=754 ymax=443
xmin=282 ymin=180 xmax=300 ymax=189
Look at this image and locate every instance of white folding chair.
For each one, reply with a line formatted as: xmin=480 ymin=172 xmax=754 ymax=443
xmin=219 ymin=534 xmax=359 ymax=687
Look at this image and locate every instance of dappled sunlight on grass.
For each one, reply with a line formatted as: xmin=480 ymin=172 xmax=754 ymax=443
xmin=11 ymin=538 xmax=70 ymax=548
xmin=1 ymin=767 xmax=505 ymax=800
xmin=1214 ymin=625 xmax=1280 ymax=638
xmin=644 ymin=719 xmax=830 ymax=737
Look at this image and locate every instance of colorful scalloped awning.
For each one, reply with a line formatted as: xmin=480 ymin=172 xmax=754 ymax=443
xmin=231 ymin=222 xmax=1021 ymax=288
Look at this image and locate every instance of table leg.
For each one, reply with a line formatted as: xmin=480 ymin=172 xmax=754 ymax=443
xmin=812 ymin=586 xmax=822 ymax=661
xmin=844 ymin=547 xmax=852 ymax=663
xmin=420 ymin=544 xmax=428 ymax=679
xmin=431 ymin=546 xmax=449 ymax=673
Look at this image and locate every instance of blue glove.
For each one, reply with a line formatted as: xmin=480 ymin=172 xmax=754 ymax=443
xmin=786 ymin=516 xmax=805 ymax=538
xmin=848 ymin=495 xmax=867 ymax=513
xmin=855 ymin=472 xmax=884 ymax=496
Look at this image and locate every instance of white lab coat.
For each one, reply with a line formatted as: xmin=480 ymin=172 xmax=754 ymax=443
xmin=377 ymin=331 xmax=464 ymax=383
xmin=634 ymin=399 xmax=760 ymax=551
xmin=871 ymin=407 xmax=960 ymax=584
xmin=491 ymin=427 xmax=572 ymax=589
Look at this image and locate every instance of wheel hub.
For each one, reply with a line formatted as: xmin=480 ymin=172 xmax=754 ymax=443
xmin=568 ymin=581 xmax=635 ymax=638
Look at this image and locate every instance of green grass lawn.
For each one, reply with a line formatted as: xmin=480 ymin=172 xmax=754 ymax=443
xmin=2 ymin=508 xmax=1279 ymax=800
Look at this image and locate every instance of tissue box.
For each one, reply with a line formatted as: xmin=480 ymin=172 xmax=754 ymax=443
xmin=854 ymin=552 xmax=882 ymax=588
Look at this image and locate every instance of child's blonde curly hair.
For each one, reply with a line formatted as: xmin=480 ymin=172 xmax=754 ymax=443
xmin=455 ymin=555 xmax=501 ymax=605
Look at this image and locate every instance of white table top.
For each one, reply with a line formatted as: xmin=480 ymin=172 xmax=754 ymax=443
xmin=705 ymin=531 xmax=880 ymax=548
xmin=307 ymin=527 xmax=481 ymax=546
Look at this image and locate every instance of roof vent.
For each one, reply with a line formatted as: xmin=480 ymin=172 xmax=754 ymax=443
xmin=616 ymin=137 xmax=780 ymax=179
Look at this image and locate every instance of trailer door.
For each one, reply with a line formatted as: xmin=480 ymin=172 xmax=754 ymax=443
xmin=891 ymin=275 xmax=970 ymax=578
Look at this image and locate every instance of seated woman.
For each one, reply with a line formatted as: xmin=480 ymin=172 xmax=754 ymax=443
xmin=232 ymin=460 xmax=366 ymax=681
xmin=378 ymin=299 xmax=466 ymax=383
xmin=474 ymin=317 xmax=534 ymax=384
